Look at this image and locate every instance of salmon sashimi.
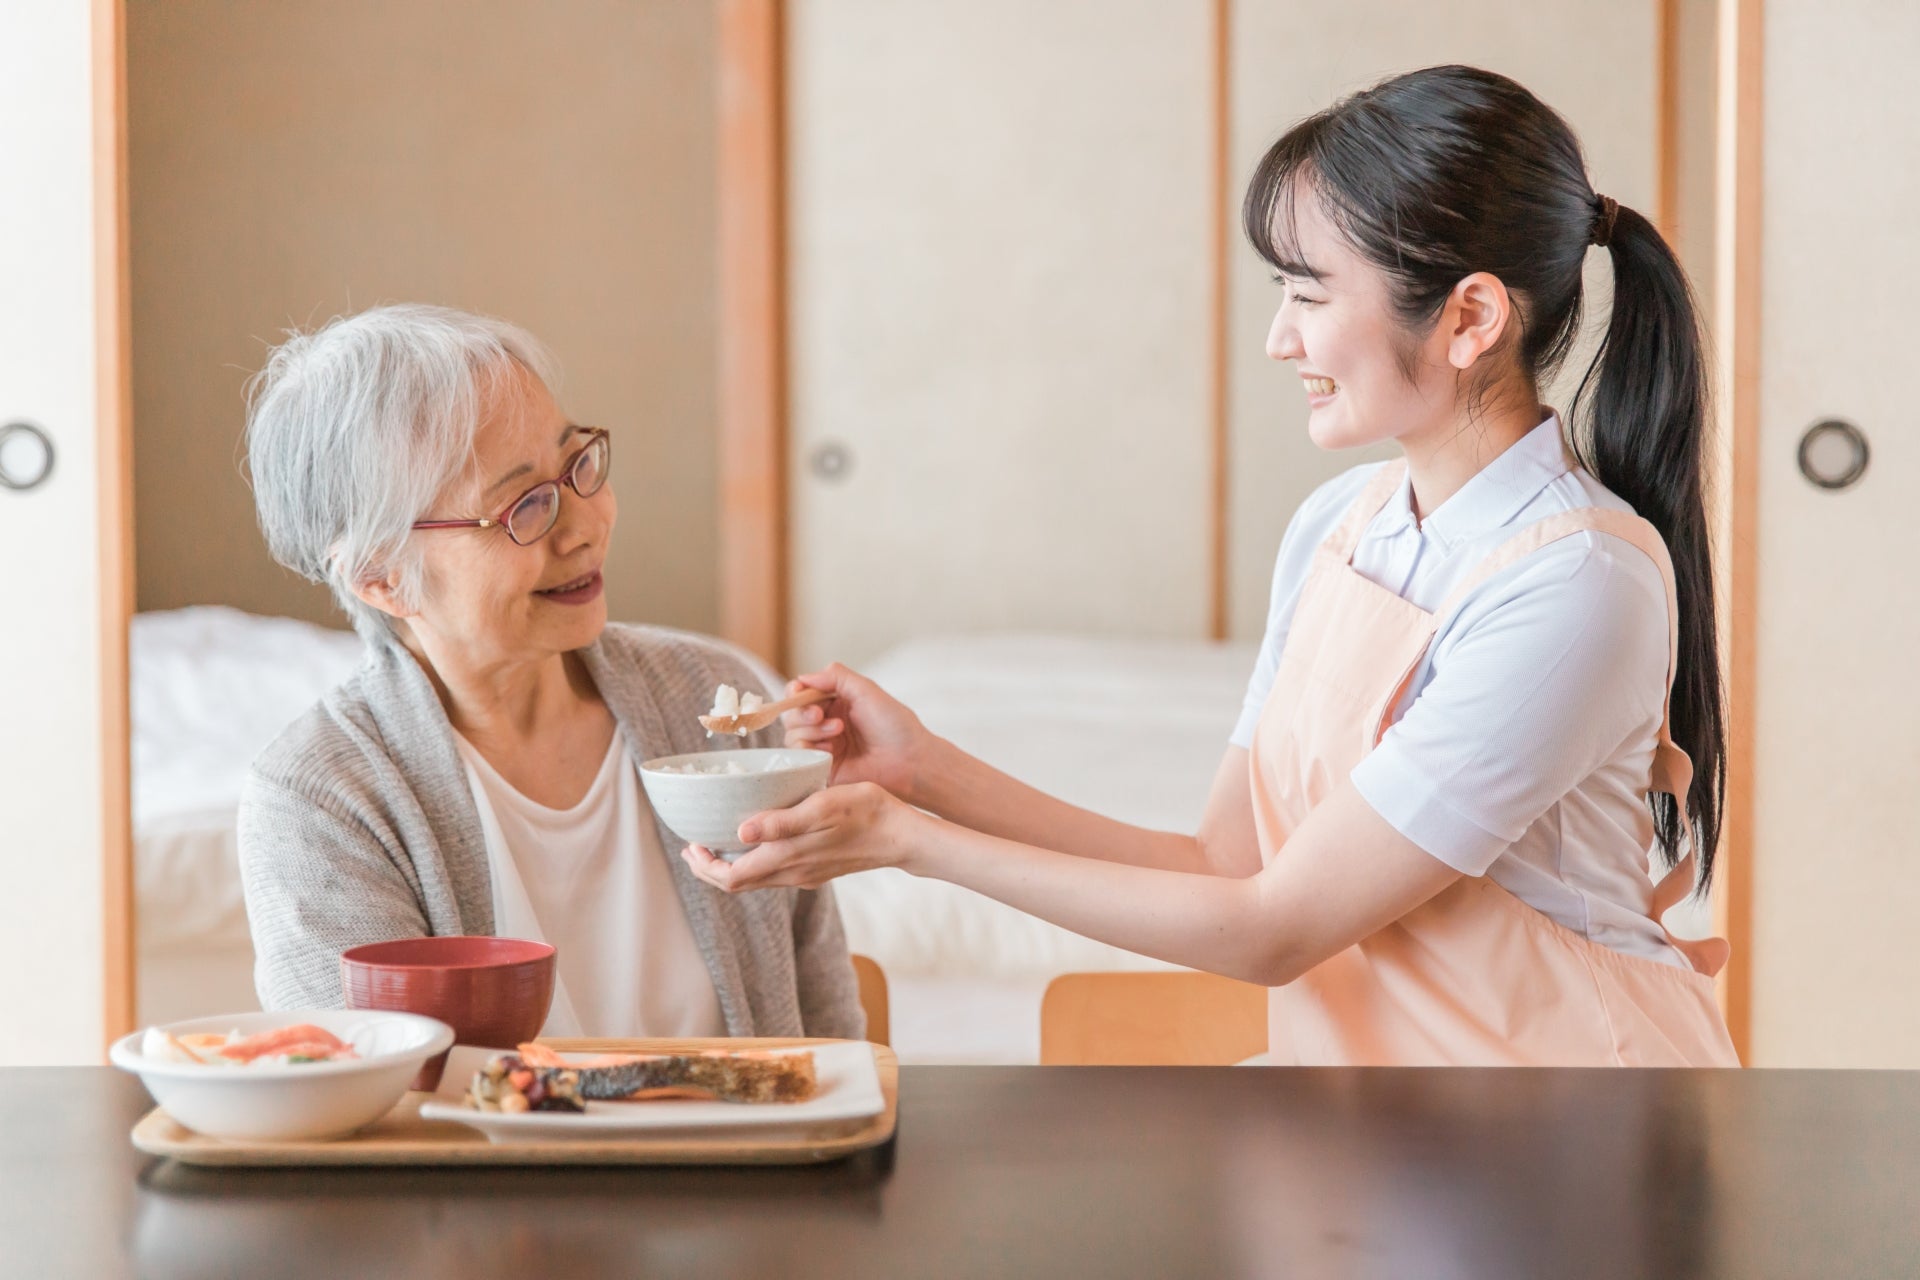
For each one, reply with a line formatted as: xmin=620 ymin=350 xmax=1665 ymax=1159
xmin=216 ymin=1023 xmax=356 ymax=1062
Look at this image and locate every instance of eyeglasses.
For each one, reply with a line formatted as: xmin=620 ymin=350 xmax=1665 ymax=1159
xmin=412 ymin=429 xmax=611 ymax=547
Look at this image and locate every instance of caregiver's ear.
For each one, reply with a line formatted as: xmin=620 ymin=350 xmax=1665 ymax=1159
xmin=1441 ymin=271 xmax=1514 ymax=371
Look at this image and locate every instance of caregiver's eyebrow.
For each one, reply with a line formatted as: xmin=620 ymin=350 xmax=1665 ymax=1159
xmin=1273 ymin=257 xmax=1331 ymax=284
xmin=482 ymin=424 xmax=587 ymax=497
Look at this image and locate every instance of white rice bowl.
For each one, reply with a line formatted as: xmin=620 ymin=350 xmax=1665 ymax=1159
xmin=639 ymin=747 xmax=833 ymax=857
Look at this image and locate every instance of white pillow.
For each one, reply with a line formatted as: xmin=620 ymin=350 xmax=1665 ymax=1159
xmin=132 ymin=607 xmax=362 ymax=825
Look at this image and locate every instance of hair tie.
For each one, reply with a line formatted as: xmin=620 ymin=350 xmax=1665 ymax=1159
xmin=1591 ymin=194 xmax=1620 ymax=248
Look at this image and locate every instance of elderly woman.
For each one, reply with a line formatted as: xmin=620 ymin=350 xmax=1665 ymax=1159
xmin=236 ymin=302 xmax=862 ymax=1039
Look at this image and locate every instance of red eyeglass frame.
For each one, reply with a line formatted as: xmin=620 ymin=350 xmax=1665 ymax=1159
xmin=411 ymin=428 xmax=610 ymax=546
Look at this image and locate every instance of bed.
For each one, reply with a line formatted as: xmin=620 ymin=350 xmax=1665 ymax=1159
xmin=132 ymin=608 xmax=1258 ymax=1063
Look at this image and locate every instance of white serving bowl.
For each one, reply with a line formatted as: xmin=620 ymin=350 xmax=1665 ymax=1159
xmin=109 ymin=1009 xmax=454 ymax=1142
xmin=640 ymin=747 xmax=833 ymax=857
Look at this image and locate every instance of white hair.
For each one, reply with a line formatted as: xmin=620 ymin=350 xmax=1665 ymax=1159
xmin=244 ymin=303 xmax=559 ymax=641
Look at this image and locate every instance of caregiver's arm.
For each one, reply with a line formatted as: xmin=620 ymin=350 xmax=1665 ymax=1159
xmin=694 ymin=777 xmax=1457 ymax=987
xmin=916 ymin=739 xmax=1263 ymax=879
xmin=785 ymin=663 xmax=1261 ymax=878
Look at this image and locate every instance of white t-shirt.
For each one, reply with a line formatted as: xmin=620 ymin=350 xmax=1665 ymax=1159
xmin=1231 ymin=416 xmax=1687 ymax=967
xmin=453 ymin=731 xmax=729 ymax=1037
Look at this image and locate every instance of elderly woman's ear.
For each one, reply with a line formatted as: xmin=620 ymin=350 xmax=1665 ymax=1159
xmin=343 ymin=561 xmax=415 ymax=623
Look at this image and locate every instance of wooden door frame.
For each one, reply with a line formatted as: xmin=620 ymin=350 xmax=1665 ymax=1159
xmin=1711 ymin=0 xmax=1762 ymax=1062
xmin=95 ymin=0 xmax=134 ymax=1052
xmin=716 ymin=0 xmax=790 ymax=672
xmin=1207 ymin=0 xmax=1232 ymax=642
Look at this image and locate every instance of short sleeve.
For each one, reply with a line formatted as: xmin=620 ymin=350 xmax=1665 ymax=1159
xmin=1230 ymin=467 xmax=1380 ymax=748
xmin=1348 ymin=539 xmax=1670 ymax=875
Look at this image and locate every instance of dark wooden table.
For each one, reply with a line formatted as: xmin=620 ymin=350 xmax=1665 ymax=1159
xmin=8 ymin=1066 xmax=1919 ymax=1278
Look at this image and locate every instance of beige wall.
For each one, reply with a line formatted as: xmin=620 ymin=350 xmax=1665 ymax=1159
xmin=128 ymin=0 xmax=719 ymax=634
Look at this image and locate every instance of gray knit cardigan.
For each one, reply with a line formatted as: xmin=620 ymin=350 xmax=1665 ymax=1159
xmin=236 ymin=623 xmax=864 ymax=1039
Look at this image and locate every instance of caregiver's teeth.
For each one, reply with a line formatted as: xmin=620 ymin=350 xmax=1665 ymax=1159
xmin=1305 ymin=377 xmax=1337 ymax=395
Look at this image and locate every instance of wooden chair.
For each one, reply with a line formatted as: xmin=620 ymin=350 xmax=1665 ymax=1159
xmin=851 ymin=954 xmax=890 ymax=1047
xmin=1040 ymin=971 xmax=1266 ymax=1065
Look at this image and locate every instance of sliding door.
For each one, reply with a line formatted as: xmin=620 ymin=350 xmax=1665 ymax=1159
xmin=1744 ymin=0 xmax=1920 ymax=1066
xmin=0 ymin=0 xmax=129 ymax=1063
xmin=785 ymin=0 xmax=1216 ymax=670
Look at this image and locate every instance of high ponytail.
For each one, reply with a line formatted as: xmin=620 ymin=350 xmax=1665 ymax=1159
xmin=1243 ymin=65 xmax=1725 ymax=887
xmin=1572 ymin=203 xmax=1724 ymax=885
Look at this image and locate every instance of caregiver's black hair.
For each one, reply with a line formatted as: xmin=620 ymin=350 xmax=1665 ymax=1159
xmin=1244 ymin=65 xmax=1724 ymax=888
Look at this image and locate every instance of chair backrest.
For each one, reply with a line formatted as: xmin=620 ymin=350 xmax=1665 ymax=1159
xmin=1040 ymin=971 xmax=1266 ymax=1065
xmin=850 ymin=953 xmax=890 ymax=1047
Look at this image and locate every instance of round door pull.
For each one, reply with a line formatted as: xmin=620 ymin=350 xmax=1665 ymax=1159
xmin=1797 ymin=418 xmax=1869 ymax=491
xmin=0 ymin=420 xmax=56 ymax=493
xmin=809 ymin=441 xmax=854 ymax=483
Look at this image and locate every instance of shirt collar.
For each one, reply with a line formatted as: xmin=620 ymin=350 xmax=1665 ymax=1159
xmin=1370 ymin=414 xmax=1573 ymax=550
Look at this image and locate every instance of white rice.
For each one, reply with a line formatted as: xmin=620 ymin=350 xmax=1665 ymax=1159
xmin=652 ymin=752 xmax=810 ymax=777
xmin=707 ymin=684 xmax=765 ymax=719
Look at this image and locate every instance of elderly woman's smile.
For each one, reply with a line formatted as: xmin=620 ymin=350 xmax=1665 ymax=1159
xmin=536 ymin=571 xmax=604 ymax=604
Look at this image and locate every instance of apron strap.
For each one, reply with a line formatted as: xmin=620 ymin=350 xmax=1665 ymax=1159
xmin=1435 ymin=507 xmax=1681 ymax=704
xmin=1436 ymin=505 xmax=1727 ymax=978
xmin=1320 ymin=461 xmax=1409 ymax=565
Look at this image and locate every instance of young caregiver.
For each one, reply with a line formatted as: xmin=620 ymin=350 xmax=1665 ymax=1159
xmin=683 ymin=65 xmax=1740 ymax=1066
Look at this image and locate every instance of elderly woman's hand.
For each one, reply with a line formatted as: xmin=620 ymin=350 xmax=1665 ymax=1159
xmin=679 ymin=782 xmax=926 ymax=893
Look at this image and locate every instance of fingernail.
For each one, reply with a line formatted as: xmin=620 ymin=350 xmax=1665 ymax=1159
xmin=739 ymin=824 xmax=759 ymax=843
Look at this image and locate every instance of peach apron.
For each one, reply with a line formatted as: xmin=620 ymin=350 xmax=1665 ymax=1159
xmin=1249 ymin=461 xmax=1738 ymax=1066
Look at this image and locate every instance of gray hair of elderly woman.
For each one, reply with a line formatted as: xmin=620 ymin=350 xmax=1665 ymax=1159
xmin=244 ymin=303 xmax=559 ymax=641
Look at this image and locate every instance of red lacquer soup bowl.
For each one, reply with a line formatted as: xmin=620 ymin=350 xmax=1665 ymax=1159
xmin=340 ymin=937 xmax=556 ymax=1089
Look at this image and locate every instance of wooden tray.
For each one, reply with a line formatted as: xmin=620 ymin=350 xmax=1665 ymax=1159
xmin=131 ymin=1037 xmax=897 ymax=1168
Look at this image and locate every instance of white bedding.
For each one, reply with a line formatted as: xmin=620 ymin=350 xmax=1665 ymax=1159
xmin=133 ymin=607 xmax=364 ymax=830
xmin=131 ymin=609 xmax=1258 ymax=1060
xmin=132 ymin=608 xmax=363 ymax=1023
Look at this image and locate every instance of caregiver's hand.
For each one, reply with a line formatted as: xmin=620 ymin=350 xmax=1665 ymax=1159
xmin=780 ymin=663 xmax=931 ymax=801
xmin=680 ymin=782 xmax=927 ymax=892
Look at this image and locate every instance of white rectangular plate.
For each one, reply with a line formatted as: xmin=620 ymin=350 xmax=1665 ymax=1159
xmin=417 ymin=1042 xmax=884 ymax=1144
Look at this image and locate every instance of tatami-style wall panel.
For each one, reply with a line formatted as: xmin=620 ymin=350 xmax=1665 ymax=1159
xmin=786 ymin=0 xmax=1215 ymax=670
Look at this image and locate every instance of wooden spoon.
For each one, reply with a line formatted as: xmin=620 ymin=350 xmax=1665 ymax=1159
xmin=698 ymin=687 xmax=833 ymax=737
